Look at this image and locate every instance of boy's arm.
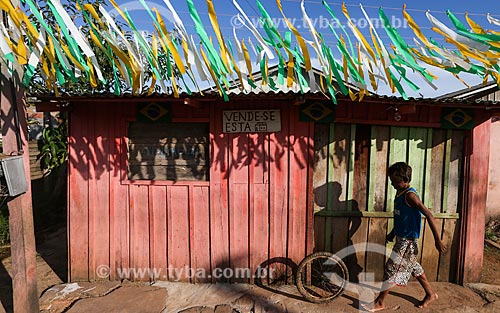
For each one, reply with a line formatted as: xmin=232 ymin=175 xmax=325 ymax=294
xmin=406 ymin=192 xmax=447 ymax=254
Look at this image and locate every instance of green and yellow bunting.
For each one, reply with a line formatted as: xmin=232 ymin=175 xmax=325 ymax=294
xmin=0 ymin=0 xmax=498 ymax=101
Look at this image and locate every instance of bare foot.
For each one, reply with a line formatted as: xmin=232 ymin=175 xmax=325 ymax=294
xmin=417 ymin=293 xmax=438 ymax=308
xmin=361 ymin=301 xmax=386 ymax=312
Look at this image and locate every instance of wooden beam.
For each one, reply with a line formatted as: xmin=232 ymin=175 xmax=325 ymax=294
xmin=1 ymin=3 xmax=39 ymax=309
xmin=1 ymin=75 xmax=40 ymax=311
xmin=461 ymin=113 xmax=490 ymax=284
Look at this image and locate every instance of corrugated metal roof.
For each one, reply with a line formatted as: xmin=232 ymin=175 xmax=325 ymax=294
xmin=30 ymin=90 xmax=500 ymax=108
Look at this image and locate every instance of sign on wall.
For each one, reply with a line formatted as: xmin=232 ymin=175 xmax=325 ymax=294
xmin=222 ymin=110 xmax=281 ymax=133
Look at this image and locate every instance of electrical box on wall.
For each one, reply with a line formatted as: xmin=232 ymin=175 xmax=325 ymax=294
xmin=0 ymin=155 xmax=28 ymax=197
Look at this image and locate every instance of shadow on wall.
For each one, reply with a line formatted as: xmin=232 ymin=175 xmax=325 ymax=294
xmin=313 ymin=181 xmax=364 ymax=283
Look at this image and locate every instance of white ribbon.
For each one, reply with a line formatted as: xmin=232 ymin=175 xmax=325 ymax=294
xmin=426 ymin=11 xmax=489 ymax=52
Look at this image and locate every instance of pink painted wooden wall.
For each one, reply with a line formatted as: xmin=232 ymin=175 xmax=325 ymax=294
xmin=68 ymin=99 xmax=314 ymax=282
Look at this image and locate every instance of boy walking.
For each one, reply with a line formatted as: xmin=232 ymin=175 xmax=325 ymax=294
xmin=362 ymin=162 xmax=447 ymax=312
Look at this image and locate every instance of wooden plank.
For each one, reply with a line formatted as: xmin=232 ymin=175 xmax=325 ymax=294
xmin=386 ymin=127 xmax=409 ymax=212
xmin=347 ymin=216 xmax=368 ymax=282
xmin=129 ymin=185 xmax=150 ymax=281
xmin=407 ymin=128 xmax=428 ymax=202
xmin=420 ymin=218 xmax=444 ymax=281
xmin=314 ymin=216 xmax=326 ymax=252
xmin=109 ymin=108 xmax=130 ymax=280
xmin=249 ymin=129 xmax=269 ymax=283
xmin=228 ymin=131 xmax=250 ymax=283
xmin=68 ymin=107 xmax=89 ymax=281
xmin=330 ymin=217 xmax=349 ymax=254
xmin=288 ymin=107 xmax=310 ymax=265
xmin=88 ymin=106 xmax=110 ymax=280
xmin=447 ymin=131 xmax=465 ymax=214
xmin=251 ymin=183 xmax=269 ymax=283
xmin=1 ymin=77 xmax=39 ymax=311
xmin=368 ymin=126 xmax=389 ymax=212
xmin=329 ymin=124 xmax=351 ymax=210
xmin=429 ymin=130 xmax=446 ymax=213
xmin=150 ymin=186 xmax=167 ymax=277
xmin=346 ymin=124 xmax=356 ymax=211
xmin=209 ymin=104 xmax=230 ymax=283
xmin=312 ymin=124 xmax=330 ymax=213
xmin=192 ymin=186 xmax=211 ymax=283
xmin=229 ymin=183 xmax=250 ymax=283
xmin=306 ymin=121 xmax=316 ymax=257
xmin=268 ymin=103 xmax=289 ymax=268
xmin=438 ymin=219 xmax=459 ymax=282
xmin=366 ymin=218 xmax=388 ymax=281
xmin=167 ymin=186 xmax=190 ymax=282
xmin=442 ymin=130 xmax=452 ymax=213
xmin=324 ymin=124 xmax=335 ymax=250
xmin=353 ymin=124 xmax=371 ymax=212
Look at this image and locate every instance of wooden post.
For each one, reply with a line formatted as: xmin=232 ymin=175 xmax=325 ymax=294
xmin=1 ymin=2 xmax=39 ymax=310
xmin=460 ymin=113 xmax=491 ymax=284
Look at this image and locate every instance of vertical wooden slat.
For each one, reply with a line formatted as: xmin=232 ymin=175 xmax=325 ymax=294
xmin=269 ymin=104 xmax=289 ymax=265
xmin=447 ymin=131 xmax=464 ymax=214
xmin=68 ymin=107 xmax=89 ymax=281
xmin=312 ymin=124 xmax=330 ymax=212
xmin=408 ymin=128 xmax=427 ymax=203
xmin=346 ymin=125 xmax=356 ymax=211
xmin=89 ymin=105 xmax=111 ymax=280
xmin=87 ymin=113 xmax=96 ymax=281
xmin=329 ymin=124 xmax=351 ymax=210
xmin=420 ymin=218 xmax=444 ymax=281
xmin=438 ymin=218 xmax=459 ymax=282
xmin=442 ymin=130 xmax=452 ymax=213
xmin=366 ymin=218 xmax=388 ymax=281
xmin=150 ymin=186 xmax=167 ymax=277
xmin=353 ymin=124 xmax=370 ymax=212
xmin=330 ymin=218 xmax=349 ymax=253
xmin=229 ymin=132 xmax=250 ymax=282
xmin=167 ymin=186 xmax=190 ymax=282
xmin=288 ymin=107 xmax=310 ymax=265
xmin=251 ymin=183 xmax=269 ymax=282
xmin=348 ymin=217 xmax=368 ymax=282
xmin=368 ymin=126 xmax=389 ymax=212
xmin=249 ymin=130 xmax=269 ymax=283
xmin=386 ymin=127 xmax=409 ymax=212
xmin=192 ymin=186 xmax=211 ymax=283
xmin=314 ymin=217 xmax=326 ymax=252
xmin=129 ymin=185 xmax=150 ymax=281
xmin=429 ymin=130 xmax=446 ymax=213
xmin=210 ymin=103 xmax=230 ymax=282
xmin=423 ymin=129 xmax=433 ymax=207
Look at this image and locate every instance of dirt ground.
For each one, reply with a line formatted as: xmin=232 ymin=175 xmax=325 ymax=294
xmin=1 ymin=225 xmax=500 ymax=312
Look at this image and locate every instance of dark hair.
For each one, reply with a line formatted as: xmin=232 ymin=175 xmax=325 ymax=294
xmin=388 ymin=162 xmax=412 ymax=183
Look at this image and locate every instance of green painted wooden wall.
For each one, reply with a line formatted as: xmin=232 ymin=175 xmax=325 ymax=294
xmin=313 ymin=123 xmax=464 ymax=282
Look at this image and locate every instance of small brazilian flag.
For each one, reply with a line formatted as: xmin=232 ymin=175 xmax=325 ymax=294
xmin=441 ymin=108 xmax=474 ymax=129
xmin=137 ymin=102 xmax=172 ymax=123
xmin=299 ymin=101 xmax=335 ymax=123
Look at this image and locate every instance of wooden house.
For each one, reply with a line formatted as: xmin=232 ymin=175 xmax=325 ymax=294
xmin=34 ymin=82 xmax=498 ymax=285
xmin=438 ymin=83 xmax=500 ymax=221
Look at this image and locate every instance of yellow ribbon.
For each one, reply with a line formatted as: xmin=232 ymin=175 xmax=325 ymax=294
xmin=276 ymin=0 xmax=311 ymax=71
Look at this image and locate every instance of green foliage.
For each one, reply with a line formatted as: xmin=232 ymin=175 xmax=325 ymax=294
xmin=38 ymin=122 xmax=68 ymax=171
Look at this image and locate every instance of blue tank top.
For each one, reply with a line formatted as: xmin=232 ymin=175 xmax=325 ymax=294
xmin=393 ymin=187 xmax=422 ymax=239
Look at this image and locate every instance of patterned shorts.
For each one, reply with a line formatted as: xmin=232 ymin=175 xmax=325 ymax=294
xmin=384 ymin=237 xmax=424 ymax=286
